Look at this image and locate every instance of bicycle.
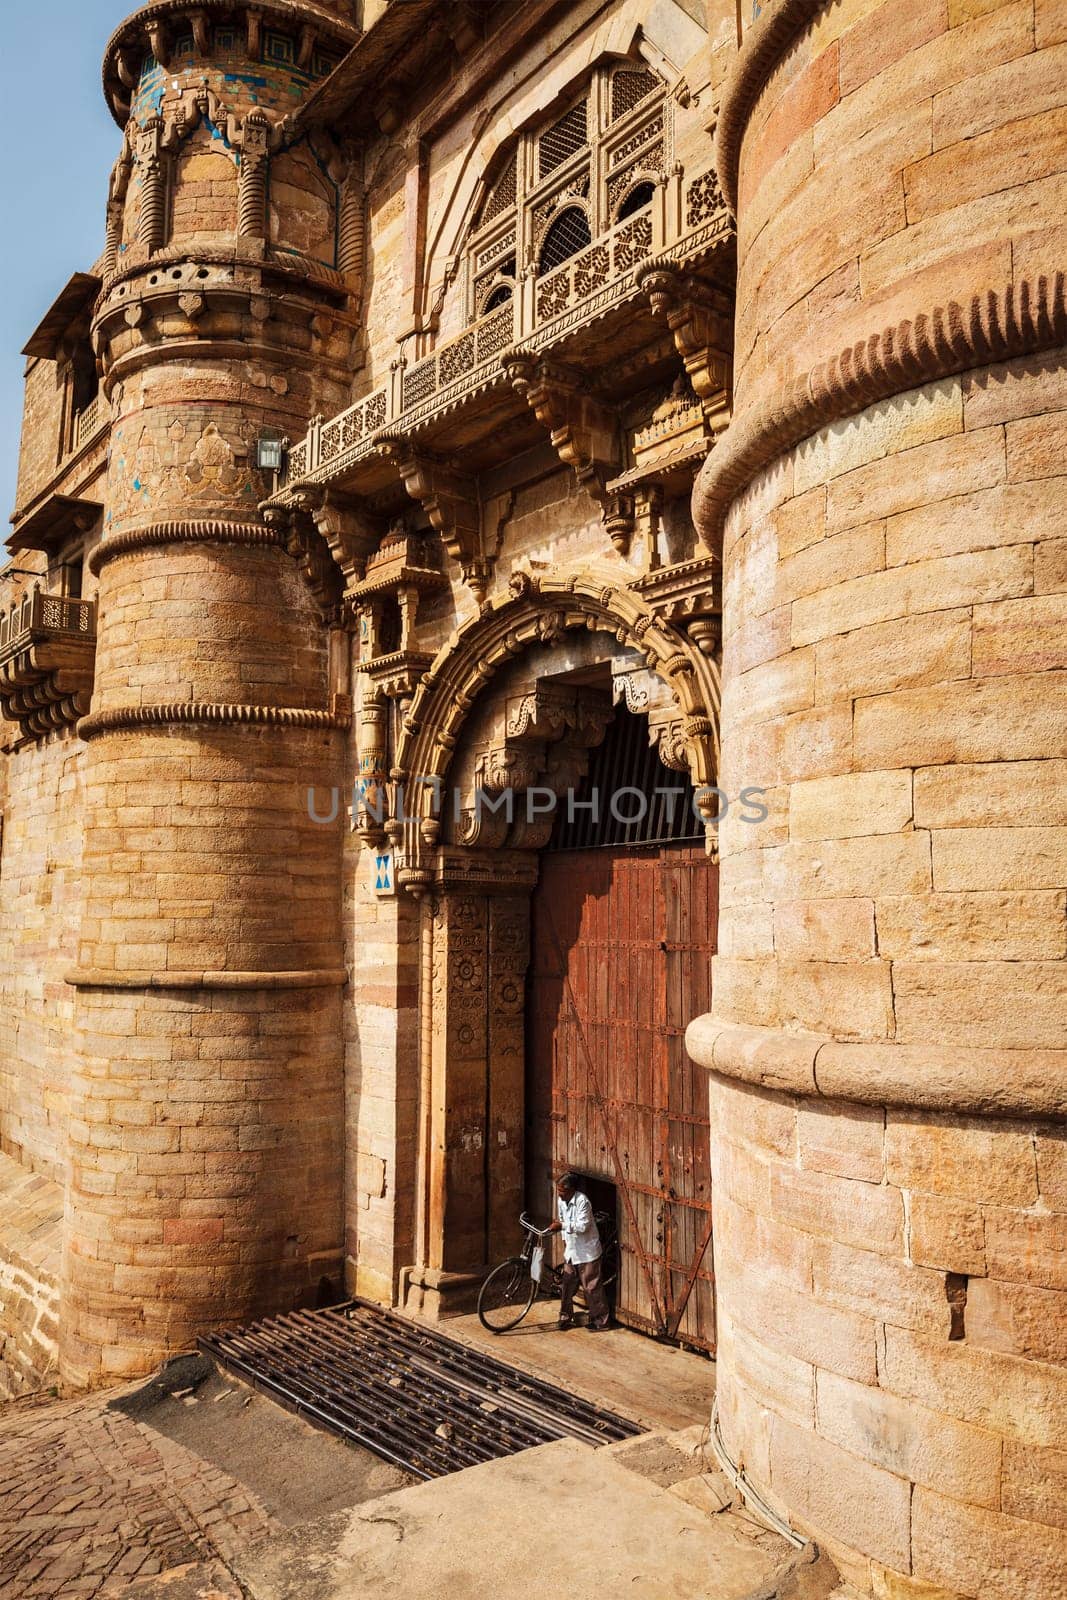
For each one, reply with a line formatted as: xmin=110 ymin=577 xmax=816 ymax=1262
xmin=477 ymin=1210 xmax=619 ymax=1333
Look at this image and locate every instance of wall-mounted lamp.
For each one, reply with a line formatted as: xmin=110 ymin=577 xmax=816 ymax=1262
xmin=256 ymin=435 xmax=286 ymax=473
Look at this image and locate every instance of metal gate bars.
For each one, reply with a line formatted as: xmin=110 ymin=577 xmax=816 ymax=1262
xmin=200 ymin=1299 xmax=640 ymax=1480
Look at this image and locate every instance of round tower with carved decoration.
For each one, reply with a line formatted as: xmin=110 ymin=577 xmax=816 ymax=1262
xmin=61 ymin=0 xmax=365 ymax=1387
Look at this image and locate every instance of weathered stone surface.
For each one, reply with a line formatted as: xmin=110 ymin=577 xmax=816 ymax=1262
xmin=912 ymin=1484 xmax=1067 ymax=1599
xmin=885 ymin=1112 xmax=1040 ymax=1205
xmin=908 ymin=1192 xmax=987 ymax=1276
xmin=815 ymin=1369 xmax=1002 ymax=1507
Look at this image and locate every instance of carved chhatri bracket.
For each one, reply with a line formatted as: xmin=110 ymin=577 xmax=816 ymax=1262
xmin=637 ymin=260 xmax=733 ymax=435
xmin=504 ymin=353 xmax=634 ymax=555
xmin=632 ymin=555 xmax=722 ymax=659
xmin=0 ymin=590 xmax=97 ymax=740
xmin=377 ymin=433 xmax=497 ymax=605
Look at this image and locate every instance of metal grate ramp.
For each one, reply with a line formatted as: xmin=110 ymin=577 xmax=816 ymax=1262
xmin=200 ymin=1299 xmax=642 ymax=1480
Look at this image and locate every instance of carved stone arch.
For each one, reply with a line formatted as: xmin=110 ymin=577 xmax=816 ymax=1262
xmin=393 ymin=565 xmax=720 ymax=890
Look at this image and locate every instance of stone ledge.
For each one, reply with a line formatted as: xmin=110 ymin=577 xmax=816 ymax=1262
xmin=78 ymin=702 xmax=352 ymax=739
xmin=65 ymin=967 xmax=350 ymax=991
xmin=693 ymin=274 xmax=1067 ymax=546
xmin=685 ymin=1015 xmax=1067 ymax=1121
xmin=714 ymin=0 xmax=824 ymax=217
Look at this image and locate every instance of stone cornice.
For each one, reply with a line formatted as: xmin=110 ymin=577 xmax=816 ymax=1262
xmin=686 ymin=1016 xmax=1067 ymax=1122
xmin=89 ymin=519 xmax=282 ymax=575
xmin=67 ymin=966 xmax=349 ymax=990
xmin=78 ymin=701 xmax=350 ymax=739
xmin=714 ymin=0 xmax=824 ymax=218
xmin=693 ymin=272 xmax=1067 ymax=545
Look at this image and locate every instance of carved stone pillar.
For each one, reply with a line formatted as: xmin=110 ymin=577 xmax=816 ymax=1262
xmin=135 ymin=116 xmax=168 ymax=254
xmin=235 ymin=111 xmax=273 ymax=240
xmin=338 ymin=168 xmax=366 ymax=289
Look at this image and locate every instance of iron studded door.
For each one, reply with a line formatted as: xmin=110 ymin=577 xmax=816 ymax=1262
xmin=526 ymin=844 xmax=717 ymax=1351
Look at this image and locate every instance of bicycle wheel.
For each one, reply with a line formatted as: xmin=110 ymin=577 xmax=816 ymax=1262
xmin=477 ymin=1257 xmax=537 ymax=1332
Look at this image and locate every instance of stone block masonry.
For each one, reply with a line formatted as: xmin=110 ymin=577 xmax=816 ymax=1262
xmin=0 ymin=1151 xmax=63 ymax=1398
xmin=690 ymin=0 xmax=1067 ymax=1594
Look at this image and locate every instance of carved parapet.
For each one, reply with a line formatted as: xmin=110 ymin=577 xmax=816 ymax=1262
xmin=0 ymin=590 xmax=97 ymax=740
xmin=504 ymin=353 xmax=634 ymax=553
xmin=91 ymin=250 xmax=357 ymax=396
xmin=637 ymin=259 xmax=733 ymax=434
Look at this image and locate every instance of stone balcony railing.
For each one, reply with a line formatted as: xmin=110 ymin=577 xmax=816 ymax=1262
xmin=0 ymin=586 xmax=97 ymax=739
xmin=281 ymin=162 xmax=731 ymax=489
xmin=73 ymin=394 xmax=109 ymax=453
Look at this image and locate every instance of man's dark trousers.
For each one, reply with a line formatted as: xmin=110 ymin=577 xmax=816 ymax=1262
xmin=560 ymin=1256 xmax=610 ymax=1328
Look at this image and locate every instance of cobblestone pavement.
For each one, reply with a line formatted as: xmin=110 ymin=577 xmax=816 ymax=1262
xmin=0 ymin=1389 xmax=277 ymax=1599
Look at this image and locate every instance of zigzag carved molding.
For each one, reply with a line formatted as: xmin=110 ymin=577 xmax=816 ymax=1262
xmin=90 ymin=519 xmax=283 ymax=574
xmin=714 ymin=0 xmax=823 ymax=217
xmin=693 ymin=273 xmax=1067 ymax=545
xmin=78 ymin=701 xmax=350 ymax=740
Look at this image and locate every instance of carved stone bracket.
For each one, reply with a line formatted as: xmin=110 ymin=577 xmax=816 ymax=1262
xmin=637 ymin=260 xmax=733 ymax=434
xmin=307 ymin=489 xmax=387 ymax=594
xmin=265 ymin=494 xmax=343 ymax=621
xmin=504 ymin=354 xmax=634 ymax=554
xmin=377 ymin=433 xmax=499 ymax=604
xmin=0 ymin=590 xmax=97 ymax=740
xmin=456 ymin=685 xmax=613 ymax=852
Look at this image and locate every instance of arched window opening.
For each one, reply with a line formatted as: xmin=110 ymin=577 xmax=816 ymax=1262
xmin=615 ymin=181 xmax=655 ymax=222
xmin=483 ymin=283 xmax=513 ymax=312
xmin=538 ymin=206 xmax=591 ymax=275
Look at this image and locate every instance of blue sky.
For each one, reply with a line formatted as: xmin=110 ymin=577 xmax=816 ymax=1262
xmin=0 ymin=3 xmax=121 ymax=523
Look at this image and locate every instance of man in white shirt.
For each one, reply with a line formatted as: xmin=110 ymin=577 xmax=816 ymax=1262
xmin=546 ymin=1172 xmax=611 ymax=1331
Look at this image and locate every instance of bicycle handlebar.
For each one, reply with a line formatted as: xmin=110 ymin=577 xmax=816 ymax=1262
xmin=519 ymin=1212 xmax=552 ymax=1238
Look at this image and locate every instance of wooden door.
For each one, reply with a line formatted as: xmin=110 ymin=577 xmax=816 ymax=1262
xmin=526 ymin=843 xmax=717 ymax=1352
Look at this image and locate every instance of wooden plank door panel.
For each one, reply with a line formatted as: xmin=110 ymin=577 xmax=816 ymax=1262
xmin=526 ymin=843 xmax=718 ymax=1353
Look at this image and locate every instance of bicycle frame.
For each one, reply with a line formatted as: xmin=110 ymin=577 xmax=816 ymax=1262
xmin=518 ymin=1211 xmax=618 ymax=1303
